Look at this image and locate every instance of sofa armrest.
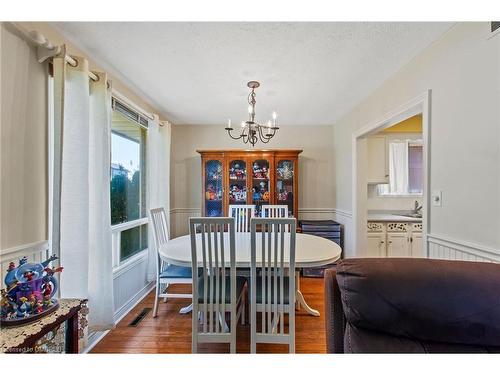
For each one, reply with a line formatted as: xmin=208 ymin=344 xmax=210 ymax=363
xmin=324 ymin=268 xmax=346 ymax=353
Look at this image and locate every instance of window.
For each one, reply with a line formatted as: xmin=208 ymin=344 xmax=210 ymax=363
xmin=378 ymin=140 xmax=423 ymax=196
xmin=111 ymin=102 xmax=148 ymax=262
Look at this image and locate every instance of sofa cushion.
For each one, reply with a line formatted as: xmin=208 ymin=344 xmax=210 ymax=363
xmin=336 ymin=258 xmax=500 ymax=347
xmin=344 ymin=322 xmax=500 ymax=353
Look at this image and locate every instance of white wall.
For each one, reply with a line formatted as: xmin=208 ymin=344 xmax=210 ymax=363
xmin=333 ymin=22 xmax=500 ymax=259
xmin=1 ymin=23 xmax=48 ymax=251
xmin=170 ymin=124 xmax=336 ymax=237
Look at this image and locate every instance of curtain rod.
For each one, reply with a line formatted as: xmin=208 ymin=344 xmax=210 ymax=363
xmin=8 ymin=22 xmax=99 ymax=82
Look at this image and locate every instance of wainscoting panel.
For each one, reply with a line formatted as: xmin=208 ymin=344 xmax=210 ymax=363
xmin=113 ymin=254 xmax=151 ymax=321
xmin=0 ymin=241 xmax=51 ymax=282
xmin=169 ymin=207 xmax=339 ymax=238
xmin=170 ymin=208 xmax=201 ymax=238
xmin=427 ymin=234 xmax=499 ymax=263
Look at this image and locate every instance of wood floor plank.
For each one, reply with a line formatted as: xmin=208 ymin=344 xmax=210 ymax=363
xmin=91 ymin=277 xmax=326 ymax=354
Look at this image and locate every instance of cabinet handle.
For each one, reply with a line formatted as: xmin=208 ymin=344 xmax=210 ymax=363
xmin=389 ymin=241 xmax=392 ymax=244
xmin=380 ymin=241 xmax=384 ymax=244
xmin=410 ymin=237 xmax=413 ymax=243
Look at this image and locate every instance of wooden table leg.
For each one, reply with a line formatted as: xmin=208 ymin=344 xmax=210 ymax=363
xmin=295 ymin=271 xmax=320 ymax=317
xmin=66 ymin=311 xmax=79 ymax=353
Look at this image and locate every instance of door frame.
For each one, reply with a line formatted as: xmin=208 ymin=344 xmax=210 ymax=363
xmin=351 ymin=90 xmax=431 ymax=257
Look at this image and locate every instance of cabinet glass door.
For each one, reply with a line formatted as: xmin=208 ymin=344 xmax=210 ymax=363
xmin=251 ymin=159 xmax=270 ymax=217
xmin=204 ymin=159 xmax=223 ymax=217
xmin=276 ymin=160 xmax=294 ymax=217
xmin=228 ymin=159 xmax=247 ymax=206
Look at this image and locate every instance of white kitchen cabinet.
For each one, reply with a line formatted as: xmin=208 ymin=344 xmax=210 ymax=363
xmin=367 ymin=234 xmax=386 ymax=256
xmin=367 ymin=221 xmax=422 ymax=258
xmin=367 ymin=136 xmax=388 ymax=184
xmin=387 ymin=232 xmax=411 ymax=257
xmin=410 ymin=233 xmax=423 ymax=257
xmin=367 ymin=222 xmax=386 ymax=256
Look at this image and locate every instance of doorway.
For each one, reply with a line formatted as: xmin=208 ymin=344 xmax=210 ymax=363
xmin=351 ymin=91 xmax=431 ymax=257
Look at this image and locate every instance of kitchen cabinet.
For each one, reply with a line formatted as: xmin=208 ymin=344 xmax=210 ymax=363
xmin=367 ymin=136 xmax=388 ymax=184
xmin=410 ymin=224 xmax=423 ymax=257
xmin=367 ymin=221 xmax=422 ymax=257
xmin=367 ymin=223 xmax=386 ymax=257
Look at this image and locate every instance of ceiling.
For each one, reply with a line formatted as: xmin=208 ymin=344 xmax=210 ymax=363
xmin=53 ymin=22 xmax=452 ymax=126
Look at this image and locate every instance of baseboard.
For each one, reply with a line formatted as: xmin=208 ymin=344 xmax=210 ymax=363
xmin=82 ymin=281 xmax=155 ymax=353
xmin=83 ymin=330 xmax=110 ymax=354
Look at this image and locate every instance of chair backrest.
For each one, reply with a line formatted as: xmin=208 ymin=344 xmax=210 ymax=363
xmin=250 ymin=217 xmax=296 ymax=336
xmin=189 ymin=217 xmax=236 ymax=334
xmin=150 ymin=207 xmax=170 ymax=277
xmin=150 ymin=207 xmax=170 ymax=249
xmin=229 ymin=204 xmax=255 ymax=232
xmin=261 ymin=205 xmax=289 ymax=218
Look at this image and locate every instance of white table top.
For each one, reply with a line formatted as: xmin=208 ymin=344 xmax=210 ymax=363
xmin=160 ymin=232 xmax=342 ymax=268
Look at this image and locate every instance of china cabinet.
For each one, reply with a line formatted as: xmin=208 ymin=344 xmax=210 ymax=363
xmin=198 ymin=149 xmax=302 ymax=218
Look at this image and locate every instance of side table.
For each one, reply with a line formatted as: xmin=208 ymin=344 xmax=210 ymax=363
xmin=1 ymin=298 xmax=88 ymax=353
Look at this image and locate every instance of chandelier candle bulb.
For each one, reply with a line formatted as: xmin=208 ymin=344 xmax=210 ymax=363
xmin=227 ymin=119 xmax=232 ymax=129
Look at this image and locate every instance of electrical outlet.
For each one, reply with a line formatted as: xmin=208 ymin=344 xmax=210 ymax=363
xmin=432 ymin=190 xmax=442 ymax=207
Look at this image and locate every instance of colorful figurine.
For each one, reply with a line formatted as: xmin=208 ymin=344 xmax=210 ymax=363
xmin=1 ymin=254 xmax=63 ymax=326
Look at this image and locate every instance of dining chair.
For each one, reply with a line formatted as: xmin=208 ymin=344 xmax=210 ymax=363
xmin=189 ymin=217 xmax=247 ymax=353
xmin=228 ymin=204 xmax=255 ymax=232
xmin=250 ymin=217 xmax=297 ymax=353
xmin=150 ymin=207 xmax=193 ymax=318
xmin=261 ymin=205 xmax=289 ymax=218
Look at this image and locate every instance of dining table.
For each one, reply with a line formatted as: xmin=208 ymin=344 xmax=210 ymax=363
xmin=159 ymin=232 xmax=342 ymax=317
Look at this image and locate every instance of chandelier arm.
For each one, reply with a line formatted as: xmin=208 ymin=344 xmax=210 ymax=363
xmin=226 ymin=128 xmax=245 ymax=140
xmin=257 ymin=124 xmax=276 ymax=142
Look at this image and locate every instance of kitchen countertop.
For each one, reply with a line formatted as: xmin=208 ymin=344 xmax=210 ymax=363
xmin=367 ymin=213 xmax=422 ymax=223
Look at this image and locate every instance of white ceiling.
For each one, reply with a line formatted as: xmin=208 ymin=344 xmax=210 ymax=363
xmin=53 ymin=22 xmax=452 ymax=126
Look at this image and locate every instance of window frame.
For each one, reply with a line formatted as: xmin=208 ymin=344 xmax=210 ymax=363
xmin=110 ymin=95 xmax=151 ymax=270
xmin=377 ymin=139 xmax=423 ymax=197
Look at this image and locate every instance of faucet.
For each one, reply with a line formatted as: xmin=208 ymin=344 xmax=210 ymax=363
xmin=412 ymin=200 xmax=422 ymax=215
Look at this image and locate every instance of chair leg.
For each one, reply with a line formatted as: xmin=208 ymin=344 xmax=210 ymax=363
xmin=163 ymin=282 xmax=169 ymax=303
xmin=192 ymin=307 xmax=198 ymax=353
xmin=230 ymin=307 xmax=237 ymax=353
xmin=289 ymin=310 xmax=295 ymax=354
xmin=153 ymin=280 xmax=160 ymax=318
xmin=250 ymin=306 xmax=256 ymax=353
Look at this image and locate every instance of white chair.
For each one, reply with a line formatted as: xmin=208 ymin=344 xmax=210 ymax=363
xmin=261 ymin=205 xmax=289 ymax=218
xmin=150 ymin=207 xmax=193 ymax=318
xmin=190 ymin=217 xmax=247 ymax=353
xmin=229 ymin=204 xmax=255 ymax=233
xmin=250 ymin=217 xmax=297 ymax=353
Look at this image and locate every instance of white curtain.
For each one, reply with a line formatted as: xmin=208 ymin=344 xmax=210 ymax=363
xmin=388 ymin=141 xmax=409 ymax=195
xmin=146 ymin=116 xmax=171 ymax=281
xmin=54 ymin=56 xmax=114 ymax=330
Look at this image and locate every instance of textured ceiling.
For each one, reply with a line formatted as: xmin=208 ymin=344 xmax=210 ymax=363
xmin=53 ymin=22 xmax=452 ymax=125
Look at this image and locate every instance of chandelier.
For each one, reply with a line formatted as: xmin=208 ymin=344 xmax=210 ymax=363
xmin=225 ymin=81 xmax=279 ymax=147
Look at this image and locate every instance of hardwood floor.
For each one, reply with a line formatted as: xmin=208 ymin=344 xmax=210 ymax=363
xmin=91 ymin=277 xmax=327 ymax=353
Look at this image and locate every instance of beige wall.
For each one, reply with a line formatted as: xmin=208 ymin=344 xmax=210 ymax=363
xmin=17 ymin=22 xmax=163 ymax=118
xmin=333 ymin=22 xmax=500 ymax=255
xmin=170 ymin=124 xmax=335 ymax=236
xmin=1 ymin=23 xmax=48 ymax=250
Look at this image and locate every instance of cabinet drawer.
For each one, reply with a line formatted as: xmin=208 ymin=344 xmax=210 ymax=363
xmin=411 ymin=222 xmax=423 ymax=232
xmin=367 ymin=222 xmax=385 ymax=232
xmin=386 ymin=222 xmax=409 ymax=232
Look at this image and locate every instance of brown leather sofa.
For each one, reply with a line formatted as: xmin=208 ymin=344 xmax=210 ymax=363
xmin=324 ymin=258 xmax=500 ymax=353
